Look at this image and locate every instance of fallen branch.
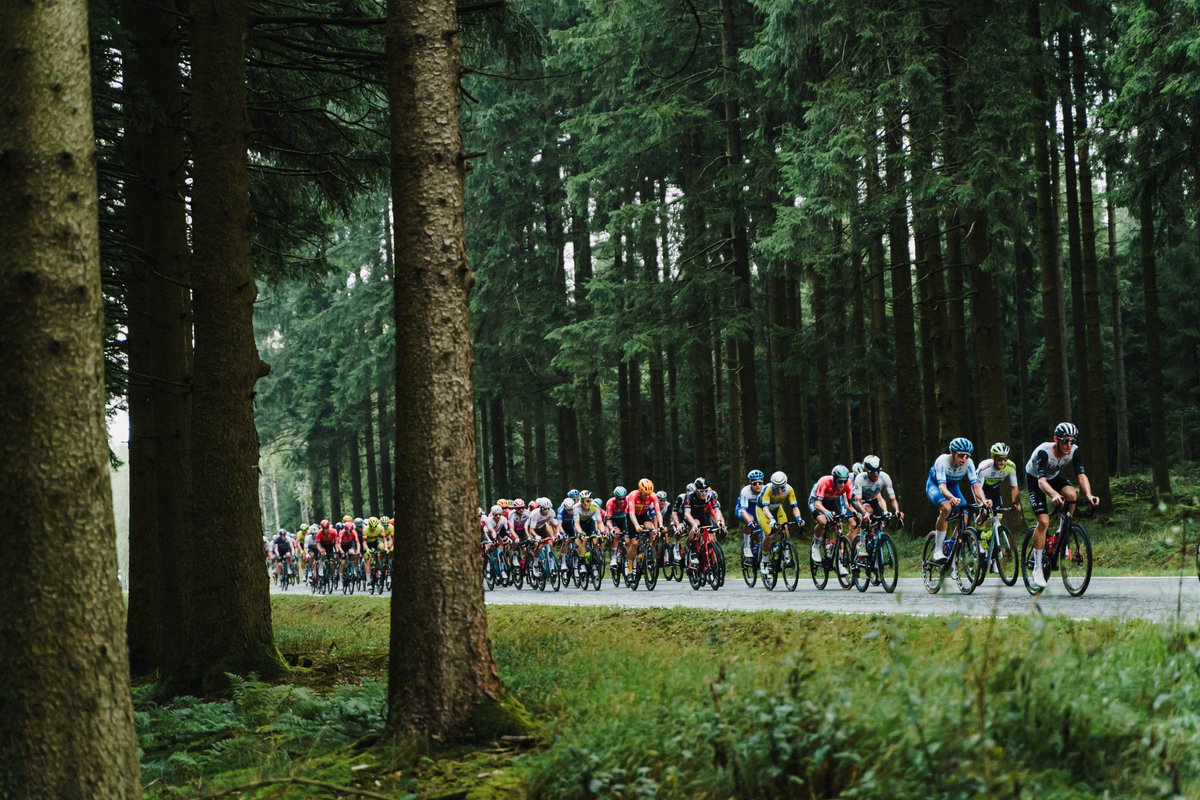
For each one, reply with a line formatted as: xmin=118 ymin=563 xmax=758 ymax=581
xmin=190 ymin=776 xmax=395 ymax=800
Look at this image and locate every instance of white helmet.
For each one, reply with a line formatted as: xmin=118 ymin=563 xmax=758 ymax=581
xmin=490 ymin=505 xmax=502 ymax=515
xmin=538 ymin=497 xmax=553 ymax=511
xmin=863 ymin=454 xmax=881 ymax=471
xmin=308 ymin=524 xmax=319 ymax=534
xmin=770 ymin=471 xmax=787 ymax=488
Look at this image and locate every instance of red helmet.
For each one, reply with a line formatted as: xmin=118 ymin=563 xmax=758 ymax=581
xmin=319 ymin=519 xmax=330 ymax=529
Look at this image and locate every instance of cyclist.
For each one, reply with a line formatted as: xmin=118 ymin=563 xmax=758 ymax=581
xmin=526 ymin=497 xmax=561 ymax=542
xmin=977 ymin=443 xmax=1021 ymax=515
xmin=808 ymin=465 xmax=855 ymax=565
xmin=604 ymin=486 xmax=630 ymax=568
xmin=623 ymin=478 xmax=661 ymax=577
xmin=557 ymin=489 xmax=581 ymax=546
xmin=682 ymin=477 xmax=726 ymax=566
xmin=926 ymin=437 xmax=987 ymax=563
xmin=337 ymin=520 xmax=359 ymax=581
xmin=315 ymin=520 xmax=338 ymax=579
xmin=756 ymin=471 xmax=805 ymax=577
xmin=481 ymin=505 xmax=513 ymax=560
xmin=851 ymin=455 xmax=903 ymax=553
xmin=1025 ymin=422 xmax=1099 ymax=589
xmin=672 ymin=483 xmax=696 ymax=532
xmin=574 ymin=490 xmax=605 ymax=564
xmin=362 ymin=516 xmax=387 ymax=584
xmin=509 ymin=499 xmax=529 ymax=544
xmin=736 ymin=470 xmax=766 ymax=559
xmin=303 ymin=523 xmax=320 ymax=581
xmin=271 ymin=528 xmax=294 ymax=584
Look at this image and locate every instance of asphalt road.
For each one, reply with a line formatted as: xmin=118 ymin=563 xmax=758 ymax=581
xmin=279 ymin=572 xmax=1200 ymax=623
xmin=483 ymin=573 xmax=1200 ymax=622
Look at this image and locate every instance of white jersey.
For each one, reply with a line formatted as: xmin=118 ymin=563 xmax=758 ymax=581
xmin=853 ymin=470 xmax=895 ymax=500
xmin=1025 ymin=441 xmax=1083 ymax=480
xmin=976 ymin=458 xmax=1018 ymax=487
xmin=928 ymin=453 xmax=980 ymax=486
xmin=525 ymin=507 xmax=558 ymax=532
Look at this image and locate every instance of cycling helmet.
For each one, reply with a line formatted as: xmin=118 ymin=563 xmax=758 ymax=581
xmin=567 ymin=489 xmax=580 ymax=500
xmin=990 ymin=442 xmax=1011 ymax=458
xmin=498 ymin=498 xmax=509 ymax=509
xmin=831 ymin=464 xmax=850 ymax=481
xmin=863 ymin=454 xmax=881 ymax=471
xmin=1054 ymin=422 xmax=1079 ymax=439
xmin=614 ymin=485 xmax=627 ymax=498
xmin=319 ymin=519 xmax=330 ymax=529
xmin=513 ymin=498 xmax=526 ymax=509
xmin=353 ymin=517 xmax=363 ymax=527
xmin=308 ymin=524 xmax=319 ymax=534
xmin=538 ymin=497 xmax=553 ymax=511
xmin=343 ymin=515 xmax=352 ymax=523
xmin=693 ymin=476 xmax=708 ymax=491
xmin=748 ymin=469 xmax=765 ymax=482
xmin=686 ymin=482 xmax=696 ymax=494
xmin=490 ymin=505 xmax=502 ymax=515
xmin=638 ymin=478 xmax=654 ymax=494
xmin=277 ymin=529 xmax=287 ymax=537
xmin=579 ymin=490 xmax=592 ymax=501
xmin=368 ymin=516 xmax=379 ymax=527
xmin=851 ymin=462 xmax=864 ymax=474
xmin=770 ymin=471 xmax=787 ymax=488
xmin=948 ymin=437 xmax=974 ymax=454
xmin=656 ymin=490 xmax=668 ymax=502
xmin=380 ymin=516 xmax=391 ymax=526
xmin=335 ymin=522 xmax=344 ymax=531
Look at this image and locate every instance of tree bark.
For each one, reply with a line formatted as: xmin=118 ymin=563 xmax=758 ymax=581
xmin=378 ymin=374 xmax=394 ymax=514
xmin=1138 ymin=169 xmax=1172 ymax=495
xmin=385 ymin=0 xmax=507 ymax=738
xmin=349 ymin=431 xmax=364 ymax=515
xmin=522 ymin=416 xmax=534 ymax=497
xmin=865 ymin=158 xmax=893 ymax=468
xmin=171 ymin=0 xmax=282 ymax=694
xmin=1104 ymin=161 xmax=1131 ymax=473
xmin=309 ymin=459 xmax=324 ymax=522
xmin=767 ymin=274 xmax=790 ymax=467
xmin=0 ymin=0 xmax=142 ymax=791
xmin=534 ymin=392 xmax=548 ymax=490
xmin=490 ymin=395 xmax=509 ymax=499
xmin=1014 ymin=242 xmax=1036 ymax=452
xmin=328 ymin=438 xmax=342 ymax=522
xmin=811 ymin=267 xmax=834 ymax=470
xmin=1029 ymin=0 xmax=1071 ymax=422
xmin=121 ymin=0 xmax=193 ymax=678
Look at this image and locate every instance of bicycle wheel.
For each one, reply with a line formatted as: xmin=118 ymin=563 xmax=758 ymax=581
xmin=810 ymin=537 xmax=830 ymax=590
xmin=1060 ymin=523 xmax=1093 ymax=596
xmin=1020 ymin=527 xmax=1047 ymax=596
xmin=852 ymin=539 xmax=871 ymax=593
xmin=955 ymin=528 xmax=981 ymax=594
xmin=644 ymin=545 xmax=659 ymax=591
xmin=741 ymin=543 xmax=758 ymax=588
xmin=611 ymin=544 xmax=623 ymax=588
xmin=761 ymin=542 xmax=779 ymax=591
xmin=707 ymin=543 xmax=723 ymax=590
xmin=834 ymin=535 xmax=854 ymax=590
xmin=781 ymin=541 xmax=800 ymax=591
xmin=716 ymin=543 xmax=726 ymax=588
xmin=877 ymin=532 xmax=898 ymax=593
xmin=545 ymin=551 xmax=561 ymax=591
xmin=921 ymin=531 xmax=943 ymax=595
xmin=589 ymin=545 xmax=604 ymax=590
xmin=484 ymin=553 xmax=495 ymax=591
xmin=995 ymin=526 xmax=1018 ymax=587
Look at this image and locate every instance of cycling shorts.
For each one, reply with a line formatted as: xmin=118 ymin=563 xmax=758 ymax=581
xmin=925 ymin=478 xmax=965 ymax=506
xmin=1026 ymin=473 xmax=1070 ymax=516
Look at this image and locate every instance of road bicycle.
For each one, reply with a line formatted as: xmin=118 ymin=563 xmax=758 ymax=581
xmin=971 ymin=504 xmax=1019 ymax=587
xmin=921 ymin=503 xmax=983 ymax=594
xmin=1020 ymin=500 xmax=1092 ymax=596
xmin=759 ymin=520 xmax=802 ymax=592
xmin=850 ymin=513 xmax=899 ymax=593
xmin=685 ymin=524 xmax=725 ymax=591
xmin=810 ymin=511 xmax=855 ymax=590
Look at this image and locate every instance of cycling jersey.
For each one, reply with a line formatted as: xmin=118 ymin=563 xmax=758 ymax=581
xmin=928 ymin=453 xmax=980 ymax=486
xmin=556 ymin=499 xmax=576 ymax=524
xmin=976 ymin=458 xmax=1018 ymax=487
xmin=604 ymin=497 xmax=628 ymax=519
xmin=683 ymin=488 xmax=720 ymax=524
xmin=852 ymin=471 xmax=896 ymax=501
xmin=272 ymin=534 xmax=292 ymax=555
xmin=573 ymin=499 xmax=604 ymax=524
xmin=1024 ymin=442 xmax=1084 ymax=480
xmin=735 ymin=484 xmax=758 ymax=523
xmin=481 ymin=514 xmax=511 ymax=538
xmin=363 ymin=522 xmax=386 ymax=543
xmin=625 ymin=490 xmax=660 ymax=519
xmin=316 ymin=528 xmax=338 ymax=548
xmin=756 ymin=484 xmax=799 ymax=528
xmin=525 ymin=507 xmax=558 ymax=533
xmin=510 ymin=510 xmax=529 ymax=533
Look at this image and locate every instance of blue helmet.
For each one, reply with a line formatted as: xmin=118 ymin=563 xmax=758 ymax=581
xmin=614 ymin=485 xmax=627 ymax=498
xmin=948 ymin=437 xmax=974 ymax=454
xmin=747 ymin=469 xmax=765 ymax=482
xmin=567 ymin=489 xmax=580 ymax=500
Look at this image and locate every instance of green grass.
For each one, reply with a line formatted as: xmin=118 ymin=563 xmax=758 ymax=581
xmin=140 ymin=597 xmax=1200 ymax=799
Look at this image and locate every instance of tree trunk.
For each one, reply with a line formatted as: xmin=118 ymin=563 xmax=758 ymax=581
xmin=650 ymin=350 xmax=667 ymax=481
xmin=628 ymin=358 xmax=645 ymax=477
xmin=385 ymin=0 xmax=507 ymax=738
xmin=364 ymin=394 xmax=380 ymax=513
xmin=617 ymin=361 xmax=631 ymax=481
xmin=884 ymin=106 xmax=925 ymax=526
xmin=309 ymin=460 xmax=324 ymax=522
xmin=972 ymin=262 xmax=1011 ymax=445
xmin=0 ymin=0 xmax=142 ymax=790
xmin=1014 ymin=242 xmax=1036 ymax=451
xmin=489 ymin=396 xmax=509 ymax=499
xmin=121 ymin=0 xmax=193 ymax=678
xmin=768 ymin=275 xmax=790 ymax=468
xmin=328 ymin=439 xmax=342 ymax=522
xmin=534 ymin=393 xmax=548 ymax=492
xmin=811 ymin=267 xmax=834 ymax=470
xmin=378 ymin=373 xmax=394 ymax=514
xmin=560 ymin=405 xmax=582 ymax=490
xmin=1070 ymin=24 xmax=1110 ymax=507
xmin=788 ymin=270 xmax=812 ymax=477
xmin=865 ymin=159 xmax=893 ymax=467
xmin=944 ymin=214 xmax=973 ymax=435
xmin=1029 ymin=0 xmax=1071 ymax=422
xmin=1138 ymin=169 xmax=1172 ymax=495
xmin=349 ymin=431 xmax=364 ymax=515
xmin=522 ymin=416 xmax=534 ymax=497
xmin=1058 ymin=32 xmax=1089 ymax=434
xmin=1105 ymin=162 xmax=1131 ymax=473
xmin=172 ymin=0 xmax=281 ymax=694
xmin=667 ymin=351 xmax=680 ymax=490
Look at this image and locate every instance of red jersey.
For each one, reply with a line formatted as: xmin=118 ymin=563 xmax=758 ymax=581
xmin=317 ymin=527 xmax=338 ymax=547
xmin=812 ymin=475 xmax=852 ymax=501
xmin=625 ymin=490 xmax=661 ymax=517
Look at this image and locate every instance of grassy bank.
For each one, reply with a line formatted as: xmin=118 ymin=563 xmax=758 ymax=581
xmin=138 ymin=597 xmax=1200 ymax=798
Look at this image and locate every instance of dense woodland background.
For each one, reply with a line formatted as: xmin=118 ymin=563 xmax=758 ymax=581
xmin=96 ymin=0 xmax=1200 ymax=532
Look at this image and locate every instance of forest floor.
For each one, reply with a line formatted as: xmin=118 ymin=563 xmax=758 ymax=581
xmin=139 ymin=597 xmax=1200 ymax=799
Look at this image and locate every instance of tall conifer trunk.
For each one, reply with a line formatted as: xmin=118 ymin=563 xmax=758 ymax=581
xmin=173 ymin=0 xmax=281 ymax=693
xmin=328 ymin=439 xmax=342 ymax=522
xmin=490 ymin=396 xmax=509 ymax=499
xmin=378 ymin=370 xmax=394 ymax=513
xmin=1104 ymin=162 xmax=1131 ymax=473
xmin=811 ymin=267 xmax=834 ymax=469
xmin=1058 ymin=33 xmax=1089 ymax=432
xmin=385 ymin=0 xmax=507 ymax=737
xmin=365 ymin=394 xmax=380 ymax=512
xmin=349 ymin=432 xmax=364 ymax=514
xmin=1138 ymin=168 xmax=1172 ymax=496
xmin=0 ymin=0 xmax=142 ymax=789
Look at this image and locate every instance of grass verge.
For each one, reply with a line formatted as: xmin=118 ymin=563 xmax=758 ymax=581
xmin=139 ymin=597 xmax=1200 ymax=799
